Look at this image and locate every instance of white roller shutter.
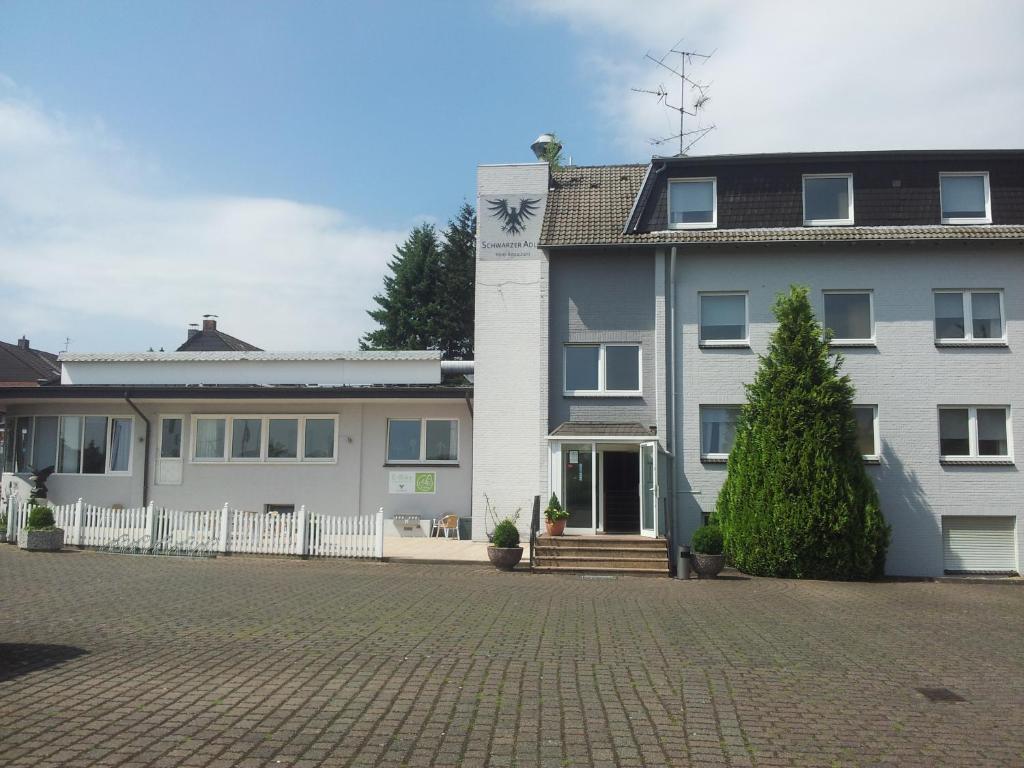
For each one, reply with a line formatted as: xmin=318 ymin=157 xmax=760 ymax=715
xmin=942 ymin=516 xmax=1018 ymax=573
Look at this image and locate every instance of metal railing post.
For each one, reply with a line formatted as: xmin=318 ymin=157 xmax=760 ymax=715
xmin=296 ymin=505 xmax=309 ymax=557
xmin=74 ymin=498 xmax=85 ymax=547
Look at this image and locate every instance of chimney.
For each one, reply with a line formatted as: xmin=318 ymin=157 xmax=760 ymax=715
xmin=17 ymin=336 xmax=30 ymax=350
xmin=187 ymin=323 xmax=200 ymax=339
xmin=202 ymin=316 xmax=217 ymax=332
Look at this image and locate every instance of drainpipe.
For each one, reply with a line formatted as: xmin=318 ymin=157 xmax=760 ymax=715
xmin=123 ymin=391 xmax=150 ymax=507
xmin=669 ymin=246 xmax=678 ymax=455
xmin=669 ymin=246 xmax=679 ymax=566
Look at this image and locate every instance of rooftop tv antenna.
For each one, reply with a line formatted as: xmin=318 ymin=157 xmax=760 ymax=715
xmin=631 ymin=41 xmax=716 ymax=156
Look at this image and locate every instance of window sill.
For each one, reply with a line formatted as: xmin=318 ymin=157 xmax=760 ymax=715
xmin=829 ymin=340 xmax=876 ymax=348
xmin=939 ymin=457 xmax=1015 ymax=466
xmin=804 ymin=220 xmax=854 ymax=227
xmin=698 ymin=342 xmax=750 ymax=349
xmin=667 ymin=223 xmax=717 ymax=231
xmin=384 ymin=462 xmax=459 ymax=468
xmin=563 ymin=391 xmax=644 ymax=398
xmin=862 ymin=456 xmax=881 ymax=465
xmin=940 ymin=218 xmax=991 ymax=226
xmin=700 ymin=455 xmax=729 ymax=464
xmin=934 ymin=340 xmax=1008 ymax=348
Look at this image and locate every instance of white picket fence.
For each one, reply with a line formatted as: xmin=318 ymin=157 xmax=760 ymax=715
xmin=1 ymin=496 xmax=384 ymax=559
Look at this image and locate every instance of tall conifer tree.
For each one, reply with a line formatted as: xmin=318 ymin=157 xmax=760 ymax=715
xmin=715 ymin=285 xmax=890 ymax=579
xmin=361 ymin=205 xmax=476 ymax=358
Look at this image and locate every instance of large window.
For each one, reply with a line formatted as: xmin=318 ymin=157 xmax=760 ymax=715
xmin=803 ymin=174 xmax=854 ymax=226
xmin=700 ymin=406 xmax=741 ymax=460
xmin=191 ymin=415 xmax=336 ymax=463
xmin=386 ymin=418 xmax=458 ymax=463
xmin=939 ymin=407 xmax=1011 ymax=460
xmin=7 ymin=415 xmax=132 ymax=475
xmin=563 ymin=344 xmax=641 ymax=395
xmin=934 ymin=290 xmax=1004 ymax=342
xmin=853 ymin=405 xmax=879 ymax=459
xmin=940 ymin=172 xmax=991 ymax=224
xmin=668 ymin=178 xmax=717 ymax=229
xmin=824 ymin=291 xmax=873 ymax=343
xmin=699 ymin=293 xmax=748 ymax=345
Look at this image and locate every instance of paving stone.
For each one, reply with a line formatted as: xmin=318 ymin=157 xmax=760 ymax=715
xmin=1 ymin=548 xmax=1022 ymax=766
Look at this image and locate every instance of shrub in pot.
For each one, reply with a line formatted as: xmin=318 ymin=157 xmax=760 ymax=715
xmin=544 ymin=493 xmax=570 ymax=536
xmin=487 ymin=518 xmax=524 ymax=571
xmin=691 ymin=524 xmax=724 ymax=579
xmin=19 ymin=503 xmax=64 ymax=552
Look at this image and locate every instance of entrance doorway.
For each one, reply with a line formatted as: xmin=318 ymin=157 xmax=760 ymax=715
xmin=602 ymin=451 xmax=640 ymax=533
xmin=553 ymin=440 xmax=662 ymax=537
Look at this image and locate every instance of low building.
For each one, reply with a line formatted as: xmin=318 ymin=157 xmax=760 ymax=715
xmin=472 ymin=148 xmax=1024 ymax=577
xmin=0 ymin=350 xmax=473 ymax=538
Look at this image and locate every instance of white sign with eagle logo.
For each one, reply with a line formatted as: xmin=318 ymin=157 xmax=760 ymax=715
xmin=477 ymin=192 xmax=547 ymax=261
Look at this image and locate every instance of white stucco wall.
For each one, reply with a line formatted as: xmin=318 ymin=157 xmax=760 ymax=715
xmin=1 ymin=397 xmax=473 ymax=536
xmin=674 ymin=242 xmax=1024 ymax=577
xmin=61 ymin=357 xmax=440 ymax=387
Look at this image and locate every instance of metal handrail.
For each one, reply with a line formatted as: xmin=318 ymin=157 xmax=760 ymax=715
xmin=529 ymin=494 xmax=540 ymax=568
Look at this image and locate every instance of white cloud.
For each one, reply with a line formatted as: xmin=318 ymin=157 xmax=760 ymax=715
xmin=524 ymin=0 xmax=1024 ymax=158
xmin=0 ymin=84 xmax=406 ymax=352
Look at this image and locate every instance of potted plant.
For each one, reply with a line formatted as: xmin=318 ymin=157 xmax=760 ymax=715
xmin=19 ymin=503 xmax=64 ymax=552
xmin=544 ymin=493 xmax=569 ymax=536
xmin=487 ymin=518 xmax=523 ymax=571
xmin=691 ymin=524 xmax=724 ymax=579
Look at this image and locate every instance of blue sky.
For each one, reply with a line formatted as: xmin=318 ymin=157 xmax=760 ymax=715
xmin=2 ymin=1 xmax=1021 ymax=352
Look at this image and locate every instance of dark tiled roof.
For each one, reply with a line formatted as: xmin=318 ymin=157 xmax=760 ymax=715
xmin=539 ymin=150 xmax=1024 ymax=247
xmin=540 ymin=164 xmax=647 ymax=248
xmin=0 ymin=340 xmax=60 ymax=385
xmin=176 ymin=329 xmax=262 ymax=352
xmin=549 ymin=421 xmax=655 ymax=438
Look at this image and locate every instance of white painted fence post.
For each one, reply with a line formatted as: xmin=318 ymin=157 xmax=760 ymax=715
xmin=296 ymin=505 xmax=309 ymax=557
xmin=218 ymin=502 xmax=231 ymax=554
xmin=145 ymin=500 xmax=157 ymax=552
xmin=375 ymin=507 xmax=385 ymax=559
xmin=4 ymin=495 xmax=12 ymax=543
xmin=73 ymin=498 xmax=85 ymax=547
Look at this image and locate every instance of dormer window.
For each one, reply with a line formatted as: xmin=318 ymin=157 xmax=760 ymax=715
xmin=803 ymin=174 xmax=854 ymax=226
xmin=668 ymin=178 xmax=717 ymax=229
xmin=940 ymin=172 xmax=991 ymax=224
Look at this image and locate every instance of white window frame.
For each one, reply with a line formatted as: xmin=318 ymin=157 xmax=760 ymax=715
xmin=939 ymin=171 xmax=991 ymax=225
xmin=667 ymin=177 xmax=718 ymax=230
xmin=853 ymin=405 xmax=880 ymax=461
xmin=563 ymin=343 xmax=643 ymax=397
xmin=938 ymin=406 xmax=1013 ymax=462
xmin=933 ymin=289 xmax=1006 ymax=344
xmin=698 ymin=292 xmax=750 ymax=347
xmin=385 ymin=417 xmax=460 ymax=464
xmin=802 ymin=173 xmax=855 ymax=226
xmin=699 ymin=405 xmax=742 ymax=462
xmin=823 ymin=290 xmax=875 ymax=345
xmin=15 ymin=414 xmax=135 ymax=476
xmin=189 ymin=415 xmax=339 ymax=464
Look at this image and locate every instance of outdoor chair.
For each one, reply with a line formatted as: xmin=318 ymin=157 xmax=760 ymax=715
xmin=437 ymin=514 xmax=460 ymax=540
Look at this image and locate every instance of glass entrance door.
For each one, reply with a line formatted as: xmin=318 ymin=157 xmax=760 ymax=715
xmin=562 ymin=443 xmax=595 ymax=533
xmin=640 ymin=441 xmax=658 ymax=538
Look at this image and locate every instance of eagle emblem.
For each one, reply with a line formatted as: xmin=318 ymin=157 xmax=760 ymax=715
xmin=486 ymin=197 xmax=540 ymax=235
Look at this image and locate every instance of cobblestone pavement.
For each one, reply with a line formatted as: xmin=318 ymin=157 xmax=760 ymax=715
xmin=1 ymin=547 xmax=1022 ymax=768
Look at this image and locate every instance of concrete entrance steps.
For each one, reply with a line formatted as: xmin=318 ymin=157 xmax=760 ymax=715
xmin=533 ymin=534 xmax=669 ymax=576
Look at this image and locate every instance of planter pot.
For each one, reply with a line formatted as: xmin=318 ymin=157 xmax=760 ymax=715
xmin=487 ymin=546 xmax=524 ymax=571
xmin=19 ymin=528 xmax=65 ymax=552
xmin=545 ymin=518 xmax=567 ymax=536
xmin=691 ymin=552 xmax=724 ymax=579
